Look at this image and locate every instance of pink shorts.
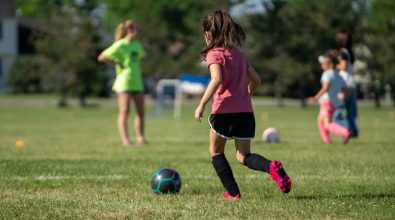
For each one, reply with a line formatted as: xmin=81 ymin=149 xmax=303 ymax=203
xmin=319 ymin=101 xmax=334 ymax=118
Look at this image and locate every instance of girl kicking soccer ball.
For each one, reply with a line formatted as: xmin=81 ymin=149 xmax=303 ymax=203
xmin=98 ymin=20 xmax=148 ymax=147
xmin=194 ymin=10 xmax=291 ymax=200
xmin=309 ymin=50 xmax=351 ymax=144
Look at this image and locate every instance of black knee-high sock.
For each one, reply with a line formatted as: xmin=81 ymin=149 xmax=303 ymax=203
xmin=243 ymin=153 xmax=271 ymax=173
xmin=212 ymin=154 xmax=240 ymax=197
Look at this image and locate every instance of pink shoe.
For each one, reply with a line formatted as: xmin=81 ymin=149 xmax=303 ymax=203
xmin=223 ymin=192 xmax=240 ymax=201
xmin=269 ymin=161 xmax=292 ymax=193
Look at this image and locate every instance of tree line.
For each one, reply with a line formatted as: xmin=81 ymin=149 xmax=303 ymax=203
xmin=8 ymin=0 xmax=395 ymax=107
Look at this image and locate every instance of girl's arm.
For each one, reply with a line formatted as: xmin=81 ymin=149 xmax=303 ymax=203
xmin=337 ymin=87 xmax=349 ymax=100
xmin=98 ymin=42 xmax=123 ymax=66
xmin=247 ymin=64 xmax=262 ymax=95
xmin=194 ymin=64 xmax=222 ymax=122
xmin=338 ymin=59 xmax=347 ymax=71
xmin=309 ymin=83 xmax=329 ymax=102
xmin=98 ymin=52 xmax=124 ymax=68
xmin=97 ymin=52 xmax=118 ymax=66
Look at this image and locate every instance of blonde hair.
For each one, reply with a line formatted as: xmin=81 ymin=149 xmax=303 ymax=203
xmin=114 ymin=19 xmax=137 ymax=41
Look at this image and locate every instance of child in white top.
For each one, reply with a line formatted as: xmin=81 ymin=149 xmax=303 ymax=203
xmin=309 ymin=50 xmax=351 ymax=144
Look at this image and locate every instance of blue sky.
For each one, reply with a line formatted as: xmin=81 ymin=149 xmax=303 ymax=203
xmin=230 ymin=0 xmax=267 ymax=17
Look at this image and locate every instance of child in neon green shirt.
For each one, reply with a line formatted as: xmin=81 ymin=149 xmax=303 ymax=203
xmin=103 ymin=37 xmax=146 ymax=92
xmin=98 ymin=20 xmax=148 ymax=147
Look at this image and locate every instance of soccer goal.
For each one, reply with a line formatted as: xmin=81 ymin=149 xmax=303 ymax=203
xmin=154 ymin=74 xmax=209 ymax=118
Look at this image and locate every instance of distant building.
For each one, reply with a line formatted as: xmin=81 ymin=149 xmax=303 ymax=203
xmin=0 ymin=0 xmax=18 ymax=92
xmin=0 ymin=0 xmax=38 ymax=92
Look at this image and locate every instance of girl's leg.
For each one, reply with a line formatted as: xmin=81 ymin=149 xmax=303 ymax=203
xmin=117 ymin=92 xmax=133 ymax=147
xmin=132 ymin=93 xmax=147 ymax=145
xmin=318 ymin=102 xmax=331 ymax=143
xmin=235 ymin=139 xmax=271 ymax=173
xmin=210 ymin=130 xmax=240 ymax=197
xmin=327 ymin=121 xmax=350 ymax=144
xmin=346 ymin=94 xmax=358 ymax=137
xmin=323 ymin=112 xmax=351 ymax=144
xmin=209 ymin=129 xmax=226 ymax=157
xmin=318 ymin=115 xmax=331 ymax=143
xmin=235 ymin=139 xmax=291 ymax=193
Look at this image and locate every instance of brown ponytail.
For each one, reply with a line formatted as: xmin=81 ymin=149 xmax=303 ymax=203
xmin=201 ymin=10 xmax=246 ymax=58
xmin=324 ymin=49 xmax=340 ymax=66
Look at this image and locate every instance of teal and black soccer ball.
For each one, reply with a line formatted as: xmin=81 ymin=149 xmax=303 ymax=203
xmin=150 ymin=168 xmax=181 ymax=194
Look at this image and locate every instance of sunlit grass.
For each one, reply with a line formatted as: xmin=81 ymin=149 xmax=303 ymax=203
xmin=0 ymin=96 xmax=394 ymax=219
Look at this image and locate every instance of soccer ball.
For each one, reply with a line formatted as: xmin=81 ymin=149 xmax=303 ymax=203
xmin=150 ymin=168 xmax=182 ymax=194
xmin=262 ymin=127 xmax=280 ymax=143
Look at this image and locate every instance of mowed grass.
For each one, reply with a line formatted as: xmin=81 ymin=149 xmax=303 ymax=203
xmin=0 ymin=96 xmax=394 ymax=219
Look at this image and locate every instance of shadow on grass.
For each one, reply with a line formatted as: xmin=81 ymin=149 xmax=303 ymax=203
xmin=292 ymin=193 xmax=395 ymax=200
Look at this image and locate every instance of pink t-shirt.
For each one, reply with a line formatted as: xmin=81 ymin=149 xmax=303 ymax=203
xmin=206 ymin=47 xmax=253 ymax=114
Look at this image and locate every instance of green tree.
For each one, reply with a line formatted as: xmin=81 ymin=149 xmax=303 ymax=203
xmin=14 ymin=0 xmax=104 ymax=106
xmin=244 ymin=0 xmax=368 ymax=106
xmin=368 ymin=0 xmax=395 ymax=106
xmin=102 ymin=0 xmax=230 ymax=78
xmin=7 ymin=55 xmax=51 ymax=93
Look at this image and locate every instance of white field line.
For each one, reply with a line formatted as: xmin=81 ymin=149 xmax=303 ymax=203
xmin=8 ymin=175 xmax=129 ymax=181
xmin=2 ymin=174 xmax=393 ymax=181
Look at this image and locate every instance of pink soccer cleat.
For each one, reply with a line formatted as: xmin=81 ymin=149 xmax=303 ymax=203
xmin=223 ymin=192 xmax=241 ymax=201
xmin=269 ymin=161 xmax=292 ymax=193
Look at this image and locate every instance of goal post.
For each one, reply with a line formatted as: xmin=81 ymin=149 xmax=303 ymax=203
xmin=154 ymin=75 xmax=209 ymax=118
xmin=155 ymin=79 xmax=182 ymax=118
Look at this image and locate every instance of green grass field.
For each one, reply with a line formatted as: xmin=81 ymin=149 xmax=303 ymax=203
xmin=1 ymin=96 xmax=394 ymax=219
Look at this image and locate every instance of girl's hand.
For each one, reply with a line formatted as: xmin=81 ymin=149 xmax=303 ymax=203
xmin=337 ymin=92 xmax=346 ymax=100
xmin=194 ymin=104 xmax=205 ymax=123
xmin=307 ymin=96 xmax=317 ymax=104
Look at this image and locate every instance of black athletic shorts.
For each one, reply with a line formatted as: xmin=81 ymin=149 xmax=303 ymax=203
xmin=208 ymin=112 xmax=255 ymax=140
